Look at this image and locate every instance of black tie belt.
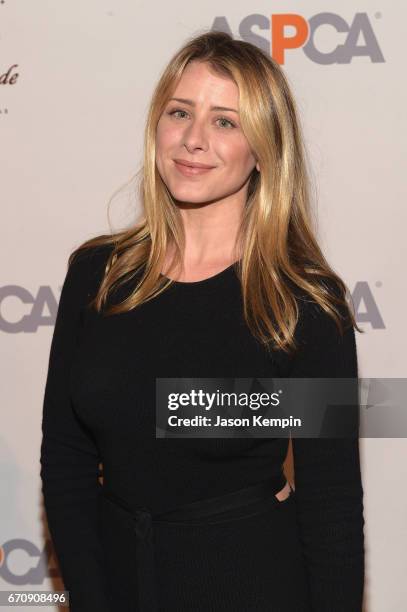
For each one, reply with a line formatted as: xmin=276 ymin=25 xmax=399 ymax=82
xmin=101 ymin=472 xmax=291 ymax=612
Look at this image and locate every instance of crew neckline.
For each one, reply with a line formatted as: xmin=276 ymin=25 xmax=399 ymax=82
xmin=160 ymin=260 xmax=240 ymax=287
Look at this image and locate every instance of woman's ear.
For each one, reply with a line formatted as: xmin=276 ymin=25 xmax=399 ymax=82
xmin=256 ymin=162 xmax=260 ymax=172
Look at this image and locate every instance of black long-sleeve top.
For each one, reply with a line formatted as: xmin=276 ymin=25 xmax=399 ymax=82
xmin=40 ymin=243 xmax=365 ymax=611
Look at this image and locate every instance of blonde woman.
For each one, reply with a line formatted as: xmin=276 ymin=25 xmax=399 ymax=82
xmin=40 ymin=31 xmax=365 ymax=612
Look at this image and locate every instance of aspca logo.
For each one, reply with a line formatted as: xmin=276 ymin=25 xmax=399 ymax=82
xmin=0 ymin=285 xmax=59 ymax=332
xmin=0 ymin=281 xmax=385 ymax=331
xmin=0 ymin=539 xmax=58 ymax=584
xmin=211 ymin=12 xmax=384 ymax=64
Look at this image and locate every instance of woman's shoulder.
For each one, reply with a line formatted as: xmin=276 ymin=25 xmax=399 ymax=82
xmin=69 ymin=241 xmax=115 ymax=276
xmin=69 ymin=241 xmax=114 ymax=270
xmin=283 ymin=273 xmax=351 ymax=322
xmin=64 ymin=241 xmax=115 ymax=305
xmin=272 ymin=275 xmax=357 ymax=377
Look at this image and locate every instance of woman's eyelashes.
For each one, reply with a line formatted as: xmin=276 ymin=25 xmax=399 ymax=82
xmin=166 ymin=108 xmax=237 ymax=129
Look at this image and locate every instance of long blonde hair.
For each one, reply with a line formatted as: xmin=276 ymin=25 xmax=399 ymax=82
xmin=69 ymin=30 xmax=362 ymax=354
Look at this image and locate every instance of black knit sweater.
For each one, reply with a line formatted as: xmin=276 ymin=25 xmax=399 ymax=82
xmin=40 ymin=244 xmax=365 ymax=611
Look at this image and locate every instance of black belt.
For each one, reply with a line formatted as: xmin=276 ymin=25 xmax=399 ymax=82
xmin=102 ymin=473 xmax=291 ymax=612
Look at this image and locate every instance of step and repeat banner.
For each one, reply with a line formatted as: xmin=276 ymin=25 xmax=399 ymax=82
xmin=1 ymin=2 xmax=405 ymax=611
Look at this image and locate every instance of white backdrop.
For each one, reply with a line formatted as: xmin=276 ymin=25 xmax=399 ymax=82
xmin=1 ymin=1 xmax=406 ymax=611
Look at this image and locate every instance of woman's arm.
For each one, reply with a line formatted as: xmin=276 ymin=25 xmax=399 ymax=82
xmin=40 ymin=248 xmax=111 ymax=612
xmin=288 ymin=294 xmax=365 ymax=611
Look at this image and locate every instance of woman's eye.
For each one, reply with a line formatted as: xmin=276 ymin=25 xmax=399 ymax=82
xmin=169 ymin=109 xmax=188 ymax=120
xmin=216 ymin=117 xmax=236 ymax=129
xmin=167 ymin=109 xmax=236 ymax=129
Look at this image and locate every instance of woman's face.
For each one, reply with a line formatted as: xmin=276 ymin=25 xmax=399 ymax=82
xmin=156 ymin=61 xmax=259 ymax=206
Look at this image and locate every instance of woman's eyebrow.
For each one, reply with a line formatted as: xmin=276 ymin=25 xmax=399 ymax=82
xmin=168 ymin=97 xmax=238 ymax=114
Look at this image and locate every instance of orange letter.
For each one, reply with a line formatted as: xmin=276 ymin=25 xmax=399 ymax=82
xmin=272 ymin=14 xmax=309 ymax=64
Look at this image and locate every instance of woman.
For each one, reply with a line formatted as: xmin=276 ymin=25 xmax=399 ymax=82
xmin=40 ymin=31 xmax=365 ymax=611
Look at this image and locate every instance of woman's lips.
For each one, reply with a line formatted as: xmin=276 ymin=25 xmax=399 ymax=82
xmin=173 ymin=160 xmax=215 ymax=176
